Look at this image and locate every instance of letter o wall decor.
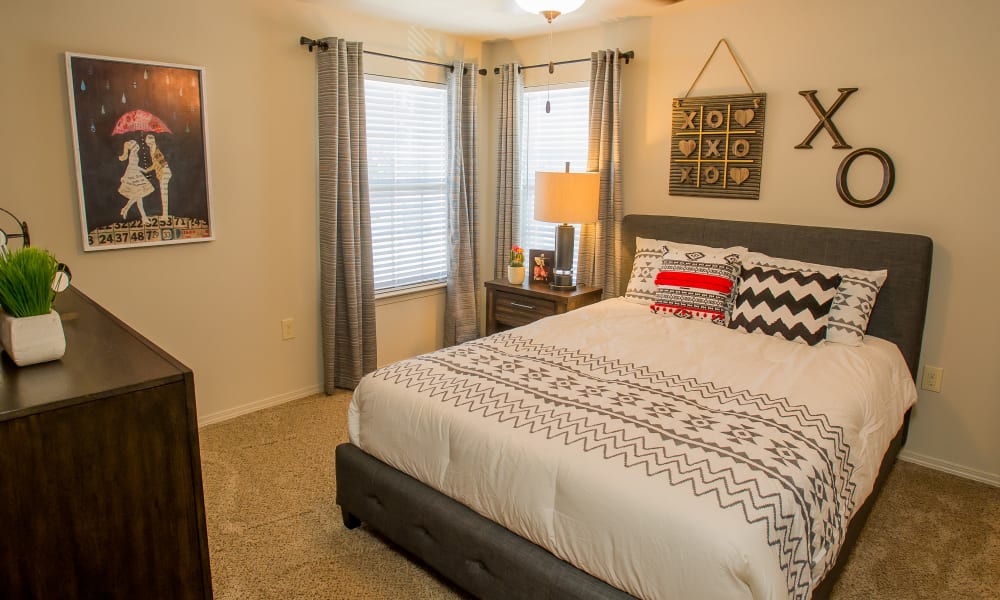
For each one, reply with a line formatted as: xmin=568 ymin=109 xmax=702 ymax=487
xmin=835 ymin=147 xmax=895 ymax=208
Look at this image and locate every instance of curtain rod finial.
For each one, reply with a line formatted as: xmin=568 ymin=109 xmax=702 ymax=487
xmin=299 ymin=36 xmax=328 ymax=52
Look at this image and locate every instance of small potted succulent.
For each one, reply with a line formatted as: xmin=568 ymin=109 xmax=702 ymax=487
xmin=0 ymin=246 xmax=70 ymax=366
xmin=508 ymin=245 xmax=525 ymax=285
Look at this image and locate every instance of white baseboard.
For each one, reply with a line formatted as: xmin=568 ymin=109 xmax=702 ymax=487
xmin=898 ymin=450 xmax=999 ymax=487
xmin=197 ymin=384 xmax=322 ymax=428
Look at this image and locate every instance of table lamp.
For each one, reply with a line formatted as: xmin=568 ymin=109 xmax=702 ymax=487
xmin=534 ymin=164 xmax=599 ymax=291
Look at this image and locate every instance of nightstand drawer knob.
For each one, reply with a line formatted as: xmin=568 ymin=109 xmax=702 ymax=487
xmin=510 ymin=302 xmax=535 ymax=310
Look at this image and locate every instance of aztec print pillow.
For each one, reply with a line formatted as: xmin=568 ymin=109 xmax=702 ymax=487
xmin=624 ymin=237 xmax=746 ymax=305
xmin=650 ymin=246 xmax=743 ymax=325
xmin=745 ymin=252 xmax=887 ymax=345
xmin=728 ymin=264 xmax=842 ymax=346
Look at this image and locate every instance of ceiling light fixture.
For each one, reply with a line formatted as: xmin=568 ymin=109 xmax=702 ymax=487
xmin=514 ymin=0 xmax=586 ymax=23
xmin=516 ymin=0 xmax=586 ymax=113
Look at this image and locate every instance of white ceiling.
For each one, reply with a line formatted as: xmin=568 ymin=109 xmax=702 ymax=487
xmin=330 ymin=0 xmax=684 ymax=39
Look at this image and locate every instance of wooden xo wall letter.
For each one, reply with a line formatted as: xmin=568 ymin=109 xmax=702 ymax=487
xmin=795 ymin=87 xmax=896 ymax=207
xmin=796 ymin=88 xmax=858 ymax=149
xmin=836 ymin=148 xmax=895 ymax=208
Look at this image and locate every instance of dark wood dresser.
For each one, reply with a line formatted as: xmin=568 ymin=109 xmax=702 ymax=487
xmin=0 ymin=287 xmax=212 ymax=599
xmin=485 ymin=279 xmax=603 ymax=335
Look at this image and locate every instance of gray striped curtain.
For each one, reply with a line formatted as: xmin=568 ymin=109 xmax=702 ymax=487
xmin=577 ymin=49 xmax=624 ymax=299
xmin=444 ymin=61 xmax=481 ymax=346
xmin=494 ymin=63 xmax=522 ymax=279
xmin=317 ymin=38 xmax=377 ymax=392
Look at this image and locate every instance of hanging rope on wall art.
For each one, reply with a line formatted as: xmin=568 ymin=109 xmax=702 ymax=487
xmin=682 ymin=38 xmax=756 ymax=100
xmin=670 ymin=38 xmax=767 ymax=201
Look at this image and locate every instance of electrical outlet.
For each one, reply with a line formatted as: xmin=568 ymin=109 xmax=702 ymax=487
xmin=281 ymin=318 xmax=295 ymax=340
xmin=921 ymin=365 xmax=943 ymax=393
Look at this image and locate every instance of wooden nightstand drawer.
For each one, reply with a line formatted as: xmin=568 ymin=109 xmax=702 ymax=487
xmin=485 ymin=279 xmax=603 ymax=335
xmin=494 ymin=290 xmax=556 ymax=328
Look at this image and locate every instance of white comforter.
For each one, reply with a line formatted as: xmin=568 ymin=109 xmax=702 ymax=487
xmin=349 ymin=298 xmax=917 ymax=600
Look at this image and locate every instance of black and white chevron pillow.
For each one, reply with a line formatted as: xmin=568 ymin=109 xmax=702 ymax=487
xmin=728 ymin=265 xmax=842 ymax=346
xmin=744 ymin=252 xmax=887 ymax=346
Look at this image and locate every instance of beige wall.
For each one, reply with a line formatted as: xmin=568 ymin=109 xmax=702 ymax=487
xmin=482 ymin=0 xmax=999 ymax=483
xmin=0 ymin=0 xmax=477 ymax=422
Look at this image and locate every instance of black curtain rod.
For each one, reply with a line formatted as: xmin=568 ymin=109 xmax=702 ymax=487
xmin=491 ymin=50 xmax=634 ymax=75
xmin=299 ymin=37 xmax=488 ymax=76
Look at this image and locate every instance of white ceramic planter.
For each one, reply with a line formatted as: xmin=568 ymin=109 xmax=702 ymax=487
xmin=507 ymin=266 xmax=525 ymax=285
xmin=0 ymin=310 xmax=66 ymax=366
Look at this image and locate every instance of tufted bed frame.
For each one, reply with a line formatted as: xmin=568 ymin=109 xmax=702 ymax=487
xmin=335 ymin=214 xmax=933 ymax=599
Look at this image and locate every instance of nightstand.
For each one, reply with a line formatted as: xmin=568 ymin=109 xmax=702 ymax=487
xmin=485 ymin=279 xmax=603 ymax=335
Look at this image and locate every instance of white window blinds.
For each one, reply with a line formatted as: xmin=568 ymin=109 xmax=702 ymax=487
xmin=365 ymin=77 xmax=448 ymax=293
xmin=520 ymin=85 xmax=590 ymax=254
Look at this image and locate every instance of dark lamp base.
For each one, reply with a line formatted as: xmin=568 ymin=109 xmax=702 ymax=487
xmin=550 ymin=271 xmax=576 ymax=291
xmin=549 ymin=283 xmax=577 ymax=291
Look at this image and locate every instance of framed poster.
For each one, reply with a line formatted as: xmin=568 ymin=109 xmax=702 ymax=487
xmin=65 ymin=53 xmax=214 ymax=251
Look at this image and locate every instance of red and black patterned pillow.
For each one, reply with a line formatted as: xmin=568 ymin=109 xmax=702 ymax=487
xmin=650 ymin=247 xmax=743 ymax=325
xmin=728 ymin=264 xmax=842 ymax=346
xmin=625 ymin=237 xmax=747 ymax=305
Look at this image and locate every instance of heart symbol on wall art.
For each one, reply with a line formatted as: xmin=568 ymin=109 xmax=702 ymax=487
xmin=733 ymin=109 xmax=755 ymax=127
xmin=678 ymin=140 xmax=696 ymax=156
xmin=730 ymin=167 xmax=750 ymax=185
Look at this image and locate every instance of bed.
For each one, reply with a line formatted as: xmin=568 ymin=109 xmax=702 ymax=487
xmin=336 ymin=214 xmax=933 ymax=599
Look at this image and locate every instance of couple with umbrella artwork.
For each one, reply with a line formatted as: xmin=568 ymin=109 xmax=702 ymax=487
xmin=113 ymin=109 xmax=173 ymax=223
xmin=67 ymin=53 xmax=213 ymax=250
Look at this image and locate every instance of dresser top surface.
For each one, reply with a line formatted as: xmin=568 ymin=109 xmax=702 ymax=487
xmin=1 ymin=287 xmax=188 ymax=420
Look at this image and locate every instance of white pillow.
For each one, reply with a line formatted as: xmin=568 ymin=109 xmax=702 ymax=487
xmin=744 ymin=252 xmax=887 ymax=345
xmin=624 ymin=237 xmax=747 ymax=305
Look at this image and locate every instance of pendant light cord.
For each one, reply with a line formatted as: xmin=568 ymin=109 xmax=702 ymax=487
xmin=545 ymin=21 xmax=553 ymax=113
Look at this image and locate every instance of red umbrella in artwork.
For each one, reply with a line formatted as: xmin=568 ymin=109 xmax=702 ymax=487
xmin=111 ymin=109 xmax=172 ymax=135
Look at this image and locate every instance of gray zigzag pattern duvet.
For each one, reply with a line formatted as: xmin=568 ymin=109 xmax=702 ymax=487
xmin=349 ymin=299 xmax=916 ymax=599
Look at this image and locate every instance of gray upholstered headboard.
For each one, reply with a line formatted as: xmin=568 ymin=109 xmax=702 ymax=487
xmin=620 ymin=215 xmax=933 ymax=380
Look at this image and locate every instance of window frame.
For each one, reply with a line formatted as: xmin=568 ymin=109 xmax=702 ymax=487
xmin=519 ymin=82 xmax=590 ymax=260
xmin=364 ymin=75 xmax=450 ymax=298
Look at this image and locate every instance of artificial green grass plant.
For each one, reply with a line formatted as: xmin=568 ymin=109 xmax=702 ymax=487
xmin=0 ymin=247 xmax=58 ymax=318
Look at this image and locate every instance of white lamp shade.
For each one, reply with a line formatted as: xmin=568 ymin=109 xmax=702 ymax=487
xmin=534 ymin=171 xmax=600 ymax=224
xmin=514 ymin=0 xmax=586 ymax=17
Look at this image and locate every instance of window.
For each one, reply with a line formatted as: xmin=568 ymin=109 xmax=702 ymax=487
xmin=365 ymin=77 xmax=448 ymax=293
xmin=519 ymin=85 xmax=590 ymax=253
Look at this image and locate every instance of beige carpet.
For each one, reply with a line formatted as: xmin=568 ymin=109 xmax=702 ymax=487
xmin=200 ymin=392 xmax=999 ymax=600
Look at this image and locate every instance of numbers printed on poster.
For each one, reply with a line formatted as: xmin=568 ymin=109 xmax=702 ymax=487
xmin=87 ymin=217 xmax=208 ymax=248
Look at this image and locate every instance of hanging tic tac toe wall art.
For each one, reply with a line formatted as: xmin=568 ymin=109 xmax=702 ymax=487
xmin=669 ymin=40 xmax=766 ymax=201
xmin=670 ymin=94 xmax=766 ymax=200
xmin=66 ymin=53 xmax=214 ymax=251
